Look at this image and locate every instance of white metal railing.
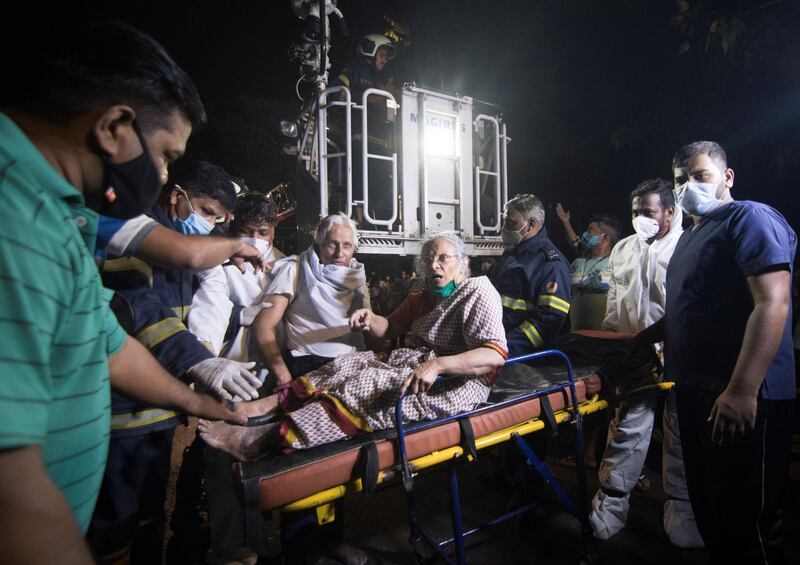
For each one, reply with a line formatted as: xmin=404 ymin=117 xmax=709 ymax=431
xmin=473 ymin=114 xmax=502 ymax=233
xmin=360 ymin=88 xmax=398 ymax=227
xmin=317 ymin=86 xmax=352 ymax=217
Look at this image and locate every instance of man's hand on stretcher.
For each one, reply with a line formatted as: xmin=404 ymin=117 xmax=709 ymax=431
xmin=583 ymin=372 xmax=603 ymax=396
xmin=109 ymin=336 xmax=247 ymax=425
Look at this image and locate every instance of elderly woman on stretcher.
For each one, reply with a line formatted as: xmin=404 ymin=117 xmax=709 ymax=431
xmin=200 ymin=233 xmax=508 ymax=461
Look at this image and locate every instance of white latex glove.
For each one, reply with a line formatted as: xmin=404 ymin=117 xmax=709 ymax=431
xmin=188 ymin=358 xmax=261 ymax=401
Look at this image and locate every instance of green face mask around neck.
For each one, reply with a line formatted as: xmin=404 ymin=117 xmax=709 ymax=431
xmin=427 ymin=278 xmax=459 ymax=298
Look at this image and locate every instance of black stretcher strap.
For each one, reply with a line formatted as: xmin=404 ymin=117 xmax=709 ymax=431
xmin=539 ymin=395 xmax=558 ymax=437
xmin=355 ymin=442 xmax=380 ymax=493
xmin=243 ymin=476 xmax=263 ymax=549
xmin=458 ymin=418 xmax=479 ymax=461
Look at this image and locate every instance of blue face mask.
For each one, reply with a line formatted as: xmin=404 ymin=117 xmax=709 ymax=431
xmin=427 ymin=278 xmax=459 ymax=298
xmin=172 ymin=189 xmax=216 ymax=235
xmin=580 ymin=231 xmax=600 ymax=249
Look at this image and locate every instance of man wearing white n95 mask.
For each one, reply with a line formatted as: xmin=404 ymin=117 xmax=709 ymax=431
xmin=589 ymin=178 xmax=703 ymax=548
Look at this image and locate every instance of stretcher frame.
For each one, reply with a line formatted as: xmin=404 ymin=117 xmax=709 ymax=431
xmin=237 ymin=346 xmax=635 ymax=564
xmin=394 ymin=349 xmax=597 ymax=564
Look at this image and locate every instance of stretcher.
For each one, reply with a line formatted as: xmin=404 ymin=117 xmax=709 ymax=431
xmin=234 ymin=331 xmax=668 ymax=563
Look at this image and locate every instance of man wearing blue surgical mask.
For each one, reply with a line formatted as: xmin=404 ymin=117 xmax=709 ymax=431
xmin=169 ymin=184 xmax=225 ymax=234
xmin=93 ymin=160 xmax=262 ymax=563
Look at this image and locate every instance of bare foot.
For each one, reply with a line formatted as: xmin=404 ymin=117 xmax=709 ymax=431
xmin=198 ymin=419 xmax=279 ymax=461
xmin=237 ymin=393 xmax=280 ymax=418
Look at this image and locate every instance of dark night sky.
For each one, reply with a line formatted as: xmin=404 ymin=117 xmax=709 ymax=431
xmin=17 ymin=0 xmax=800 ymax=249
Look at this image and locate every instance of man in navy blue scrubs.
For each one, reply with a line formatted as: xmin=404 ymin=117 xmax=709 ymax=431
xmin=666 ymin=141 xmax=797 ymax=563
xmin=591 ymin=140 xmax=796 ymax=561
xmin=650 ymin=141 xmax=795 ymax=563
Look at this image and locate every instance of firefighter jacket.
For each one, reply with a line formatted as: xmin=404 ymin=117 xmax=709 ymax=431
xmin=491 ymin=227 xmax=572 ymax=357
xmin=331 ymin=58 xmax=396 ymax=151
xmin=102 ymin=205 xmax=213 ymax=437
xmin=333 ymin=58 xmax=395 ymax=103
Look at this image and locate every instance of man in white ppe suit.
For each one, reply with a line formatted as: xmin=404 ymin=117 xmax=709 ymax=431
xmin=588 ymin=178 xmax=703 ymax=548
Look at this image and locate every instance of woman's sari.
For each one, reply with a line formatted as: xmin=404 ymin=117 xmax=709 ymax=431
xmin=277 ymin=276 xmax=508 ymax=449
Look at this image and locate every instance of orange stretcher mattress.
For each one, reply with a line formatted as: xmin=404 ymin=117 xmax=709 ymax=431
xmin=239 ymin=379 xmax=589 ymax=510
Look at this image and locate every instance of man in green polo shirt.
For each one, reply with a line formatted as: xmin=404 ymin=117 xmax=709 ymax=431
xmin=0 ymin=21 xmax=245 ymax=563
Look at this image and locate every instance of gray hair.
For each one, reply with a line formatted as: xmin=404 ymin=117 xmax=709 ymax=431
xmin=314 ymin=213 xmax=359 ymax=247
xmin=505 ymin=194 xmax=545 ymax=226
xmin=416 ymin=232 xmax=471 ymax=278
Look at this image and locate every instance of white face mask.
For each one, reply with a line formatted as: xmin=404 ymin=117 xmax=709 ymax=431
xmin=674 ymin=181 xmax=723 ymax=216
xmin=632 ymin=216 xmax=660 ymax=241
xmin=238 ymin=237 xmax=272 ymax=260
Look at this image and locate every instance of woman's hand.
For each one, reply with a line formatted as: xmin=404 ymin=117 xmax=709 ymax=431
xmin=401 ymin=359 xmax=441 ymax=395
xmin=349 ymin=308 xmax=373 ymax=332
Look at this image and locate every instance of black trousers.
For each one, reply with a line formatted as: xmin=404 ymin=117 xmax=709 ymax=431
xmin=89 ymin=428 xmax=175 ymax=564
xmin=203 ymin=444 xmax=257 ymax=564
xmin=676 ymin=386 xmax=793 ymax=564
xmin=286 ymin=354 xmax=334 ymax=379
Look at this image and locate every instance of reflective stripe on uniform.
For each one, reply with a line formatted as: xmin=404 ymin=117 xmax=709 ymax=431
xmin=519 ymin=320 xmax=544 ymax=348
xmin=501 ymin=295 xmax=535 ymax=311
xmin=103 ymin=257 xmax=154 ymax=288
xmin=172 ymin=305 xmax=190 ymax=319
xmin=537 ymin=294 xmax=570 ymax=314
xmin=111 ymin=408 xmax=177 ymax=431
xmin=135 ymin=317 xmax=186 ymax=349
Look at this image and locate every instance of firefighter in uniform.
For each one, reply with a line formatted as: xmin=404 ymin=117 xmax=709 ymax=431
xmin=331 ymin=34 xmax=398 ymax=226
xmin=493 ymin=194 xmax=572 ymax=356
xmin=488 ymin=194 xmax=573 ymax=512
xmin=89 ymin=161 xmax=260 ymax=564
xmin=333 ymin=33 xmax=396 ymax=103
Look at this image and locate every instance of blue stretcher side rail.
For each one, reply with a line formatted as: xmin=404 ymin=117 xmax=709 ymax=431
xmin=235 ymin=331 xmax=673 ymax=562
xmin=394 ymin=348 xmax=596 ymax=565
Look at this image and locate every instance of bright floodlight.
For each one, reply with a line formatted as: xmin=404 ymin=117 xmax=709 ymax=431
xmin=424 ymin=114 xmax=457 ymax=157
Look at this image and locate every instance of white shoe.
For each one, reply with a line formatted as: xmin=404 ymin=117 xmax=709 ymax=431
xmin=663 ymin=499 xmax=705 ymax=549
xmin=589 ymin=490 xmax=630 ymax=540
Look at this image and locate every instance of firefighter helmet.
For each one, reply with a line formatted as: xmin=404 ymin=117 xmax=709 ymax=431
xmin=357 ymin=34 xmax=396 ymax=60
